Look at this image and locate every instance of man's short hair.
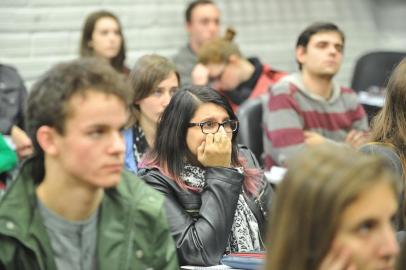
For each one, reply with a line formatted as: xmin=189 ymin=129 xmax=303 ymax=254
xmin=296 ymin=22 xmax=345 ymax=49
xmin=185 ymin=0 xmax=215 ymax=23
xmin=26 ymin=58 xmax=132 ymax=182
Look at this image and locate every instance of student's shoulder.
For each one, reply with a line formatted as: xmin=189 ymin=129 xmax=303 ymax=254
xmin=120 ymin=170 xmax=165 ymax=215
xmin=269 ymin=74 xmax=300 ymax=97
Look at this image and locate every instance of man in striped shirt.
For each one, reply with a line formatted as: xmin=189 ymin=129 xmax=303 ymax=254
xmin=263 ymin=22 xmax=368 ymax=169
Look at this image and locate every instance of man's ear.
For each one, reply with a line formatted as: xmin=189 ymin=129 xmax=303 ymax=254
xmin=296 ymin=46 xmax=306 ymax=66
xmin=36 ymin=126 xmax=60 ymax=156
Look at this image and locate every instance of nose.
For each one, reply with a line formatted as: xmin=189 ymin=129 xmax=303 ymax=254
xmin=108 ymin=131 xmax=125 ymax=155
xmin=162 ymin=91 xmax=172 ymax=107
xmin=378 ymin=225 xmax=399 ymax=258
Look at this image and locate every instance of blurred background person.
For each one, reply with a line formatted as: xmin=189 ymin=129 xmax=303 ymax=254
xmin=173 ymin=0 xmax=220 ymax=86
xmin=80 ymin=10 xmax=129 ymax=75
xmin=266 ymin=145 xmax=399 ymax=270
xmin=197 ymin=28 xmax=286 ymax=111
xmin=0 ymin=63 xmax=33 ymax=161
xmin=123 ymin=54 xmax=180 ymax=173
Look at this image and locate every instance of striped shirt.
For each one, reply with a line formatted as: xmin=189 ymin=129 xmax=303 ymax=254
xmin=263 ymin=73 xmax=368 ymax=169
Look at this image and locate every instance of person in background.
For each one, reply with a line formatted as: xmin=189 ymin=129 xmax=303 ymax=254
xmin=266 ymin=145 xmax=399 ymax=270
xmin=0 ymin=63 xmax=33 ymax=160
xmin=123 ymin=54 xmax=180 ymax=173
xmin=196 ymin=28 xmax=286 ymax=111
xmin=0 ymin=58 xmax=178 ymax=270
xmin=263 ymin=22 xmax=369 ymax=169
xmin=173 ymin=0 xmax=220 ymax=86
xmin=80 ymin=10 xmax=129 ymax=74
xmin=139 ymin=85 xmax=273 ymax=266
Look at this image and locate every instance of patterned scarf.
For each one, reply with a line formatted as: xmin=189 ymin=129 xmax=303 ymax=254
xmin=180 ymin=164 xmax=261 ymax=253
xmin=131 ymin=125 xmax=149 ymax=166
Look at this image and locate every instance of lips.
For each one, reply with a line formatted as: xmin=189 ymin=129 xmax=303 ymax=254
xmin=103 ymin=163 xmax=123 ymax=173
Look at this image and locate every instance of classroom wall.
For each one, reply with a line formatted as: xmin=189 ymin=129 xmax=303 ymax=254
xmin=1 ymin=0 xmax=405 ymax=88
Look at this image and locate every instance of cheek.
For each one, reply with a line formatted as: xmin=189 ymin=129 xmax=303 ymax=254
xmin=186 ymin=130 xmax=206 ymax=156
xmin=335 ymin=234 xmax=371 ymax=267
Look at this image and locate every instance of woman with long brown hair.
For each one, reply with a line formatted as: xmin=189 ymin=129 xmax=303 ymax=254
xmin=266 ymin=145 xmax=399 ymax=270
xmin=79 ymin=10 xmax=129 ymax=74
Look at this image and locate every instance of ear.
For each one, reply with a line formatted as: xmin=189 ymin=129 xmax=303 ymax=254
xmin=36 ymin=126 xmax=60 ymax=156
xmin=88 ymin=40 xmax=93 ymax=48
xmin=296 ymin=46 xmax=306 ymax=66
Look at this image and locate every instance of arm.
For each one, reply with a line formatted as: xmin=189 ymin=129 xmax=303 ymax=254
xmin=141 ymin=167 xmax=244 ymax=266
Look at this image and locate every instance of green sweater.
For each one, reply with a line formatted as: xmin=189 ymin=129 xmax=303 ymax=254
xmin=0 ymin=134 xmax=17 ymax=174
xmin=0 ymin=160 xmax=179 ymax=270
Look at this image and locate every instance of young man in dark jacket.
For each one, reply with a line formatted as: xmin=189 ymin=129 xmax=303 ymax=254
xmin=0 ymin=58 xmax=179 ymax=270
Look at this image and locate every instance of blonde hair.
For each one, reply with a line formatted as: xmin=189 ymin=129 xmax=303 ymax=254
xmin=198 ymin=27 xmax=241 ymax=65
xmin=266 ymin=144 xmax=397 ymax=270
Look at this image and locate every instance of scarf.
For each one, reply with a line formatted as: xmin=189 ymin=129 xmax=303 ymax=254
xmin=180 ymin=164 xmax=261 ymax=253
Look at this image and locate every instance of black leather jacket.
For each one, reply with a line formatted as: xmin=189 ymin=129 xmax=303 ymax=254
xmin=138 ymin=146 xmax=273 ymax=266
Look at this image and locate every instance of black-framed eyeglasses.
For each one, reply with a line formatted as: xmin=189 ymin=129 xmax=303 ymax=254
xmin=188 ymin=119 xmax=239 ymax=134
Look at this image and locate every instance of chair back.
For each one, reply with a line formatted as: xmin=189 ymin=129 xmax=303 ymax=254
xmin=351 ymin=51 xmax=406 ymax=92
xmin=236 ymin=96 xmax=267 ymax=164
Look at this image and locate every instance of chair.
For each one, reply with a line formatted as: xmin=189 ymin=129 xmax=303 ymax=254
xmin=236 ymin=95 xmax=267 ymax=165
xmin=351 ymin=51 xmax=406 ymax=122
xmin=351 ymin=51 xmax=406 ymax=93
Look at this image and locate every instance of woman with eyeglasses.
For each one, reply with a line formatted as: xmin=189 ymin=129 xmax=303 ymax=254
xmin=123 ymin=54 xmax=180 ymax=173
xmin=139 ymin=85 xmax=273 ymax=266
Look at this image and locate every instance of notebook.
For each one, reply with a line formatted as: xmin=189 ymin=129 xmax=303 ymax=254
xmin=220 ymin=252 xmax=265 ymax=270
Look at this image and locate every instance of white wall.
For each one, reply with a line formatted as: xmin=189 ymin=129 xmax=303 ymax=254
xmin=1 ymin=0 xmax=405 ymax=88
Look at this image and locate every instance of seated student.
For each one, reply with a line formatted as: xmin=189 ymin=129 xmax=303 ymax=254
xmin=0 ymin=59 xmax=178 ymax=269
xmin=196 ymin=28 xmax=286 ymax=111
xmin=123 ymin=54 xmax=180 ymax=173
xmin=173 ymin=0 xmax=221 ymax=86
xmin=139 ymin=85 xmax=273 ymax=266
xmin=80 ymin=10 xmax=130 ymax=74
xmin=266 ymin=145 xmax=399 ymax=270
xmin=0 ymin=63 xmax=33 ymax=159
xmin=263 ymin=22 xmax=369 ymax=169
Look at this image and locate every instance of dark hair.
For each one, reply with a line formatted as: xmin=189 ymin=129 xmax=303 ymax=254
xmin=142 ymin=85 xmax=260 ymax=195
xmin=79 ymin=10 xmax=127 ymax=73
xmin=26 ymin=58 xmax=132 ymax=183
xmin=296 ymin=22 xmax=345 ymax=70
xmin=129 ymin=54 xmax=180 ymax=122
xmin=185 ymin=0 xmax=215 ymax=23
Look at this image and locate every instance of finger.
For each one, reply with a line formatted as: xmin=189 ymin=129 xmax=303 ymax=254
xmin=346 ymin=130 xmax=357 ymax=142
xmin=213 ymin=132 xmax=221 ymax=143
xmin=206 ymin=133 xmax=214 ymax=145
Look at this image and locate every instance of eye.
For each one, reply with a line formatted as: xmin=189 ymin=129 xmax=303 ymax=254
xmin=170 ymin=87 xmax=178 ymax=96
xmin=88 ymin=128 xmax=104 ymax=138
xmin=152 ymin=89 xmax=163 ymax=97
xmin=203 ymin=121 xmax=216 ymax=128
xmin=335 ymin=44 xmax=344 ymax=53
xmin=355 ymin=219 xmax=377 ymax=236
